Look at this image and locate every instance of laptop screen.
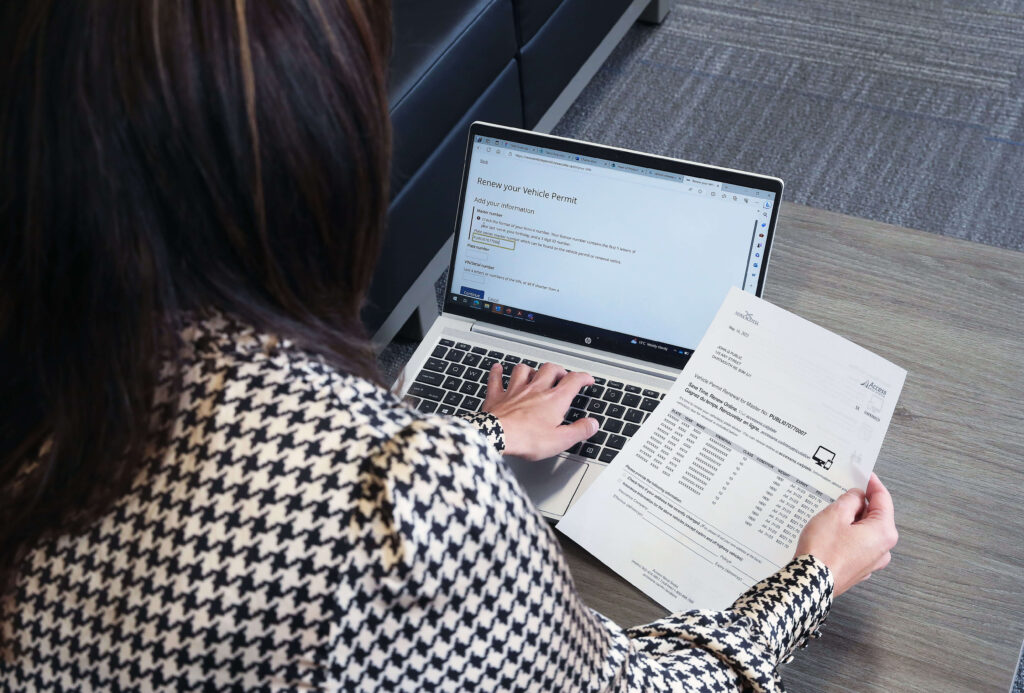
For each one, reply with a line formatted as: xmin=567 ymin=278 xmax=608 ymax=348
xmin=444 ymin=123 xmax=782 ymax=369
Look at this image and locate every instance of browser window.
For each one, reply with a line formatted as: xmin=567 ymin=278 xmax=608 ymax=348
xmin=449 ymin=137 xmax=775 ymax=351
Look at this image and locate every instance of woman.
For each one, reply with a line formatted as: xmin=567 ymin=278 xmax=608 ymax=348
xmin=0 ymin=1 xmax=897 ymax=690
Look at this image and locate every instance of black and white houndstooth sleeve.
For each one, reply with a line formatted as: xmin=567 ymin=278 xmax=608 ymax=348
xmin=353 ymin=411 xmax=833 ymax=692
xmin=0 ymin=314 xmax=832 ymax=692
xmin=458 ymin=410 xmax=506 ymax=453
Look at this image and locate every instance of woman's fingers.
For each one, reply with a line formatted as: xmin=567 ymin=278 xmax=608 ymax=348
xmin=554 ymin=417 xmax=599 ymax=449
xmin=507 ymin=363 xmax=534 ymax=391
xmin=530 ymin=362 xmax=567 ymax=389
xmin=482 ymin=363 xmax=597 ymax=460
xmin=795 ymin=473 xmax=899 ymax=597
xmin=554 ymin=370 xmax=593 ymax=399
xmin=832 ymin=488 xmax=865 ymax=523
xmin=861 ymin=474 xmax=898 ymax=551
xmin=863 ymin=473 xmax=895 ymax=523
xmin=483 ymin=363 xmax=504 ymax=407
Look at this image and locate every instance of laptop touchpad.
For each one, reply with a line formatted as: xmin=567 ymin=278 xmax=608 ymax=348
xmin=505 ymin=454 xmax=588 ymax=517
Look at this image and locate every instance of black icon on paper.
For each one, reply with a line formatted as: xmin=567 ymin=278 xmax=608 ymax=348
xmin=813 ymin=446 xmax=835 ymax=470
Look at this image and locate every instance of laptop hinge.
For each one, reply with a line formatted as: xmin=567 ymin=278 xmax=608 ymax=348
xmin=469 ymin=323 xmax=677 ymax=380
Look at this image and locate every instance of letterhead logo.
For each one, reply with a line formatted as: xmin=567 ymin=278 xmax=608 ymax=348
xmin=860 ymin=380 xmax=888 ymax=397
xmin=734 ymin=310 xmax=759 ymax=326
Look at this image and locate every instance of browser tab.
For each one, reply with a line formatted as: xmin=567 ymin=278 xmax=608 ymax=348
xmin=684 ymin=176 xmax=720 ymax=190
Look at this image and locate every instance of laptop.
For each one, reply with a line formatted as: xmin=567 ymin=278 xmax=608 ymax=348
xmin=395 ymin=122 xmax=782 ymax=520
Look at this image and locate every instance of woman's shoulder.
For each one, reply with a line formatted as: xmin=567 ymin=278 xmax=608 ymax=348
xmin=160 ymin=313 xmax=518 ymax=569
xmin=168 ymin=310 xmax=496 ymax=475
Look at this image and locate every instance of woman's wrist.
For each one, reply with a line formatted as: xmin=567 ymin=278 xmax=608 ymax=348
xmin=457 ymin=410 xmax=506 ymax=454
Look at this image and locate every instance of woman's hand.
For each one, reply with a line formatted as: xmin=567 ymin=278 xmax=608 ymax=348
xmin=482 ymin=362 xmax=599 ymax=460
xmin=795 ymin=472 xmax=898 ymax=597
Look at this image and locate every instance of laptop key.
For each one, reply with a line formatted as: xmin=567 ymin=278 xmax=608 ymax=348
xmin=622 ymin=393 xmax=641 ymax=408
xmin=603 ymin=389 xmax=622 ymax=403
xmin=462 ymin=396 xmax=482 ymax=411
xmin=414 ymin=371 xmax=445 ymax=386
xmin=446 ymin=363 xmax=465 ymax=377
xmin=607 ymin=381 xmax=624 ymax=390
xmin=462 ymin=353 xmax=482 ymax=367
xmin=599 ymin=448 xmax=618 ymax=463
xmin=439 ymin=338 xmax=455 ymax=347
xmin=588 ymin=430 xmax=607 ymax=446
xmin=640 ymin=397 xmax=659 ymax=412
xmin=603 ymin=418 xmax=623 ymax=433
xmin=592 ymin=376 xmax=606 ymax=385
xmin=571 ymin=395 xmax=588 ymax=409
xmin=580 ymin=443 xmax=600 ymax=459
xmin=404 ymin=396 xmax=421 ymax=408
xmin=624 ymin=384 xmax=641 ymax=394
xmin=437 ymin=404 xmax=456 ymax=416
xmin=442 ymin=376 xmax=461 ymax=391
xmin=487 ymin=350 xmax=505 ymax=358
xmin=471 ymin=346 xmax=488 ymax=355
xmin=607 ymin=435 xmax=627 ymax=450
xmin=431 ymin=345 xmax=447 ymax=358
xmin=457 ymin=408 xmax=473 ymax=417
xmin=623 ymin=423 xmax=640 ymax=437
xmin=588 ymin=414 xmax=605 ymax=427
xmin=459 ymin=381 xmax=478 ymax=396
xmin=478 ymin=385 xmax=488 ymax=399
xmin=642 ymin=389 xmax=660 ymax=398
xmin=418 ymin=400 xmax=438 ymax=413
xmin=505 ymin=355 xmax=521 ymax=364
xmin=585 ymin=385 xmax=605 ymax=398
xmin=522 ymin=359 xmax=538 ymax=368
xmin=624 ymin=409 xmax=645 ymax=423
xmin=565 ymin=408 xmax=586 ymax=422
xmin=409 ymin=383 xmax=443 ymax=401
xmin=586 ymin=399 xmax=607 ymax=414
xmin=501 ymin=375 xmax=510 ymax=388
xmin=568 ymin=443 xmax=582 ymax=455
xmin=500 ymin=362 xmax=514 ymax=375
xmin=606 ymin=404 xmax=625 ymax=419
xmin=443 ymin=392 xmax=463 ymax=407
xmin=464 ymin=367 xmax=484 ymax=382
xmin=480 ymin=357 xmax=499 ymax=371
xmin=455 ymin=342 xmax=471 ymax=351
xmin=424 ymin=357 xmax=448 ymax=373
xmin=445 ymin=349 xmax=466 ymax=362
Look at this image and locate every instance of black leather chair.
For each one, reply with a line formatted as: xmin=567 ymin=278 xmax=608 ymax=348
xmin=365 ymin=0 xmax=668 ymax=348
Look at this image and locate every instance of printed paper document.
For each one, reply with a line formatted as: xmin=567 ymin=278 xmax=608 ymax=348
xmin=558 ymin=287 xmax=906 ymax=611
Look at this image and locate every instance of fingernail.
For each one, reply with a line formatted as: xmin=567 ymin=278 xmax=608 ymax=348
xmin=590 ymin=418 xmax=599 ymax=434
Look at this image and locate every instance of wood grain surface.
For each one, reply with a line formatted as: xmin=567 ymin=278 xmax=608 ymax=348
xmin=558 ymin=203 xmax=1024 ymax=692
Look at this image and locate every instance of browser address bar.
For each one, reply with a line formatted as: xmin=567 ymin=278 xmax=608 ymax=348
xmin=510 ymin=151 xmax=591 ymax=173
xmin=510 ymin=151 xmax=721 ymax=197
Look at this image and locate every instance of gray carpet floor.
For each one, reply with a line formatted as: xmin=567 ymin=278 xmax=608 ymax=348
xmin=553 ymin=0 xmax=1024 ymax=252
xmin=379 ymin=3 xmax=1024 ymax=686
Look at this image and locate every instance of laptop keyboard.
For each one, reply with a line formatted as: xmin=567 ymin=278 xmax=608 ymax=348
xmin=403 ymin=338 xmax=666 ymax=463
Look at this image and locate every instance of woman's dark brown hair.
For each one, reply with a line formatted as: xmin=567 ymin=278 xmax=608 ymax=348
xmin=0 ymin=0 xmax=392 ymax=635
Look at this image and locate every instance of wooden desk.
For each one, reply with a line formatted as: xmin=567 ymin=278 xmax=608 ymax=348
xmin=559 ymin=203 xmax=1024 ymax=692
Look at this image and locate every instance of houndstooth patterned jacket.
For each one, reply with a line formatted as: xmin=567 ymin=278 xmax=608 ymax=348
xmin=1 ymin=314 xmax=832 ymax=691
